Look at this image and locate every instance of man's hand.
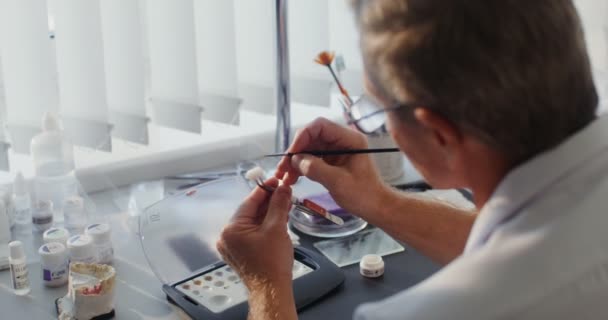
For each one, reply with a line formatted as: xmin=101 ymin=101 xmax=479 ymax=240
xmin=217 ymin=178 xmax=298 ymax=320
xmin=276 ymin=117 xmax=390 ymax=218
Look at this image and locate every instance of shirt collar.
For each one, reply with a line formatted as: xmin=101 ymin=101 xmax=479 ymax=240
xmin=465 ymin=115 xmax=608 ymax=253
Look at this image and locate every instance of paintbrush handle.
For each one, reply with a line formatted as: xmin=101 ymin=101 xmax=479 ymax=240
xmin=265 ymin=148 xmax=400 ymax=157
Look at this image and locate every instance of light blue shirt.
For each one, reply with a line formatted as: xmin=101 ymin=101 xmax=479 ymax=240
xmin=355 ymin=115 xmax=608 ymax=319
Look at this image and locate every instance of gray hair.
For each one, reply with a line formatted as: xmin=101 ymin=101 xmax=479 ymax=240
xmin=352 ymin=0 xmax=598 ymax=163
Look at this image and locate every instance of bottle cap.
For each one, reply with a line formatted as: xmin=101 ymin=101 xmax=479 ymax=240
xmin=360 ymin=254 xmax=385 ymax=278
xmin=39 ymin=242 xmax=67 ymax=266
xmin=66 ymin=234 xmax=94 ymax=259
xmin=36 ymin=200 xmax=53 ymax=212
xmin=85 ymin=223 xmax=111 ymax=243
xmin=9 ymin=241 xmax=25 ymax=260
xmin=13 ymin=172 xmax=27 ymax=195
xmin=43 ymin=227 xmax=70 ymax=246
xmin=42 ymin=112 xmax=61 ymax=132
xmin=63 ymin=196 xmax=84 ymax=214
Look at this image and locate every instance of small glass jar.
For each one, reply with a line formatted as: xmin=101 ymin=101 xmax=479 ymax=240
xmin=32 ymin=200 xmax=54 ymax=233
xmin=63 ymin=196 xmax=87 ymax=234
xmin=85 ymin=223 xmax=113 ymax=264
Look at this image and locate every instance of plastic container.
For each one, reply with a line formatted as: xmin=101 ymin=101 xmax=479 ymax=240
xmin=85 ymin=223 xmax=113 ymax=264
xmin=31 ymin=112 xmax=77 ymax=222
xmin=66 ymin=234 xmax=96 ymax=264
xmin=43 ymin=227 xmax=70 ymax=246
xmin=9 ymin=241 xmax=31 ymax=295
xmin=359 ymin=254 xmax=385 ymax=278
xmin=288 ymin=182 xmax=367 ymax=238
xmin=39 ymin=242 xmax=68 ymax=287
xmin=32 ymin=200 xmax=54 ymax=232
xmin=63 ymin=196 xmax=87 ymax=234
xmin=367 ymin=133 xmax=405 ymax=183
xmin=12 ymin=172 xmax=32 ymax=226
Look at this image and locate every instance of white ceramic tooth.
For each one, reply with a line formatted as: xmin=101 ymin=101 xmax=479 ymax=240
xmin=244 ymin=166 xmax=265 ymax=181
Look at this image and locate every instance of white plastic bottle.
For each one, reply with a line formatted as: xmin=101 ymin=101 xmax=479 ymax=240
xmin=0 ymin=200 xmax=10 ymax=270
xmin=9 ymin=241 xmax=31 ymax=296
xmin=12 ymin=172 xmax=32 ymax=226
xmin=30 ymin=112 xmax=77 ymax=223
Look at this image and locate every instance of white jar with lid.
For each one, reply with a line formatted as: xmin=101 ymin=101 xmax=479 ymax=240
xmin=38 ymin=242 xmax=68 ymax=287
xmin=43 ymin=227 xmax=70 ymax=247
xmin=360 ymin=254 xmax=385 ymax=278
xmin=66 ymin=234 xmax=96 ymax=264
xmin=85 ymin=223 xmax=113 ymax=264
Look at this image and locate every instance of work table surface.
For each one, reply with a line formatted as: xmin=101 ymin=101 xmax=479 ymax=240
xmin=0 ymin=165 xmax=442 ymax=319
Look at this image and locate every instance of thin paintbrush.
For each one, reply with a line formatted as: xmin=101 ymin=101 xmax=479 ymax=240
xmin=264 ymin=148 xmax=400 ymax=158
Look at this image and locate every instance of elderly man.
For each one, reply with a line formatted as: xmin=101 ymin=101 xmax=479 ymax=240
xmin=217 ymin=0 xmax=608 ymax=319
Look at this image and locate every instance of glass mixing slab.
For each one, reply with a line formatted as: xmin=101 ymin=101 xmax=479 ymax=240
xmin=289 ymin=178 xmax=368 ymax=238
xmin=139 ymin=177 xmax=252 ymax=285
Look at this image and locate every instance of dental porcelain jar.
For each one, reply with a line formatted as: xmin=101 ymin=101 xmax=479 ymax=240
xmin=43 ymin=227 xmax=70 ymax=247
xmin=360 ymin=254 xmax=385 ymax=278
xmin=67 ymin=235 xmax=96 ymax=264
xmin=39 ymin=242 xmax=68 ymax=287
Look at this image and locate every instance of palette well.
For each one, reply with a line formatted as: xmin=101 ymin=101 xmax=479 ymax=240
xmin=175 ymin=260 xmax=314 ymax=314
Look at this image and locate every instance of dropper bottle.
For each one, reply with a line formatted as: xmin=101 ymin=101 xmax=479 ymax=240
xmin=9 ymin=240 xmax=31 ymax=296
xmin=12 ymin=172 xmax=32 ymax=226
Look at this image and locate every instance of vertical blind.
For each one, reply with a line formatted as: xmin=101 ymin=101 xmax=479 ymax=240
xmin=0 ymin=0 xmax=604 ymax=173
xmin=0 ymin=0 xmax=365 ymax=173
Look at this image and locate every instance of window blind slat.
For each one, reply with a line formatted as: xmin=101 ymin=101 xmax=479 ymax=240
xmin=194 ymin=0 xmax=241 ymax=125
xmin=52 ymin=0 xmax=112 ymax=151
xmin=234 ymin=0 xmax=276 ymax=114
xmin=329 ymin=0 xmax=364 ymax=96
xmin=289 ymin=0 xmax=332 ymax=107
xmin=0 ymin=0 xmax=59 ymax=154
xmin=145 ymin=0 xmax=202 ymax=133
xmin=100 ymin=0 xmax=149 ymax=144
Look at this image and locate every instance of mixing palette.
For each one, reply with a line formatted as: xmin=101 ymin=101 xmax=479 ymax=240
xmin=163 ymin=247 xmax=344 ymax=320
xmin=175 ymin=261 xmax=314 ymax=314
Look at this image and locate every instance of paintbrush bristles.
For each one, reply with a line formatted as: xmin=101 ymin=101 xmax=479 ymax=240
xmin=314 ymin=51 xmax=335 ymax=66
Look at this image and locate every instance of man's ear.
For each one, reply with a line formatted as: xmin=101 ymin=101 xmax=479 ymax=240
xmin=413 ymin=107 xmax=463 ymax=152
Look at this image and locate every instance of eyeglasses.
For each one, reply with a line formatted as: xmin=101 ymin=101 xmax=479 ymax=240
xmin=339 ymin=95 xmax=403 ymax=134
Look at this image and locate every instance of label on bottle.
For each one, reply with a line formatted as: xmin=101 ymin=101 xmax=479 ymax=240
xmin=14 ymin=208 xmax=31 ymax=225
xmin=32 ymin=215 xmax=53 ymax=225
xmin=10 ymin=262 xmax=29 ymax=290
xmin=43 ymin=263 xmax=68 ymax=282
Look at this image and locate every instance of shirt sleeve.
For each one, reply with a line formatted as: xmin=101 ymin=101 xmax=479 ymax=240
xmin=352 ymin=251 xmax=511 ymax=320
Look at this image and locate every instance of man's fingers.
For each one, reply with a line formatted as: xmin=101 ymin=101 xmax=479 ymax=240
xmin=262 ymin=183 xmax=293 ymax=230
xmin=291 ymin=154 xmax=340 ymax=190
xmin=232 ymin=178 xmax=279 ymax=222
